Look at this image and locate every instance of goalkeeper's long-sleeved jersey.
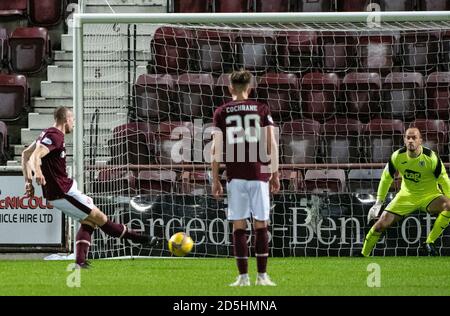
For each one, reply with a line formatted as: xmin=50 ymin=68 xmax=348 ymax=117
xmin=377 ymin=146 xmax=450 ymax=202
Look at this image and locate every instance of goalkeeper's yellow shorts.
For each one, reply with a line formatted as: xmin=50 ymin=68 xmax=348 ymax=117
xmin=385 ymin=192 xmax=443 ymax=217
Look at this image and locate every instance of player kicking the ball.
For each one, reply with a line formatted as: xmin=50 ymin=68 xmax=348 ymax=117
xmin=21 ymin=106 xmax=159 ymax=268
xmin=211 ymin=70 xmax=280 ymax=286
xmin=361 ymin=127 xmax=450 ymax=257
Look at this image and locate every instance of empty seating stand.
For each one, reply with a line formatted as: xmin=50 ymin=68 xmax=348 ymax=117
xmin=417 ymin=0 xmax=450 ymax=10
xmin=172 ymin=0 xmax=211 ymax=12
xmin=301 ymin=72 xmax=340 ymax=122
xmin=257 ymin=72 xmax=299 ymax=121
xmin=401 ymin=32 xmax=439 ymax=74
xmin=356 ymin=34 xmax=396 ymax=74
xmin=9 ymin=27 xmax=51 ymax=74
xmin=155 ymin=122 xmax=193 ymax=164
xmin=0 ymin=28 xmax=7 ymax=69
xmin=0 ymin=121 xmax=8 ymax=164
xmin=279 ymin=169 xmax=304 ymax=192
xmin=365 ymin=118 xmax=405 ymax=163
xmin=176 ymin=73 xmax=215 ymax=120
xmin=255 ymin=0 xmax=291 ymax=12
xmin=426 ymin=72 xmax=450 ymax=120
xmin=0 ymin=73 xmax=29 ymax=120
xmin=277 ymin=31 xmax=318 ymax=73
xmin=322 ymin=117 xmax=364 ymax=163
xmin=235 ymin=31 xmax=276 ymax=73
xmin=134 ymin=74 xmax=174 ymax=121
xmin=296 ymin=0 xmax=333 ymax=12
xmin=370 ymin=0 xmax=415 ymax=10
xmin=0 ymin=0 xmax=26 ymax=18
xmin=28 ymin=0 xmax=65 ymax=26
xmin=281 ymin=119 xmax=321 ymax=164
xmin=382 ymin=72 xmax=424 ymax=121
xmin=137 ymin=170 xmax=178 ymax=194
xmin=213 ymin=0 xmax=252 ymax=12
xmin=409 ymin=119 xmax=448 ymax=159
xmin=304 ymin=169 xmax=346 ymax=193
xmin=347 ymin=169 xmax=383 ymax=194
xmin=336 ymin=0 xmax=368 ymax=11
xmin=319 ymin=31 xmax=356 ymax=72
xmin=195 ymin=30 xmax=235 ymax=74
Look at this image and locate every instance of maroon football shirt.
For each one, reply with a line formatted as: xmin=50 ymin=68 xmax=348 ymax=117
xmin=213 ymin=100 xmax=274 ymax=182
xmin=36 ymin=127 xmax=73 ymax=200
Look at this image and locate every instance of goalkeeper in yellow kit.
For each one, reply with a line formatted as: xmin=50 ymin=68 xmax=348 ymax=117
xmin=361 ymin=128 xmax=450 ymax=257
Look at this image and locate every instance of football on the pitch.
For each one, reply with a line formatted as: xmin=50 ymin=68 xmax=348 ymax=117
xmin=168 ymin=232 xmax=194 ymax=257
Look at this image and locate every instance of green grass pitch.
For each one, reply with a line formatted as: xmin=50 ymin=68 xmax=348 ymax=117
xmin=0 ymin=257 xmax=449 ymax=296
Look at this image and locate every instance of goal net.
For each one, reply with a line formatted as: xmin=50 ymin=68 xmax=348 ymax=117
xmin=73 ymin=12 xmax=450 ymax=258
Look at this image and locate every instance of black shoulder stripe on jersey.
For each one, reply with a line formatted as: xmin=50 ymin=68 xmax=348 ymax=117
xmin=398 ymin=147 xmax=407 ymax=154
xmin=423 ymin=147 xmax=432 ymax=157
xmin=388 ymin=158 xmax=396 ymax=178
xmin=434 ymin=158 xmax=443 ymax=179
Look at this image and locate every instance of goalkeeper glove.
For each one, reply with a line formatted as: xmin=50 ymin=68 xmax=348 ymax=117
xmin=367 ymin=200 xmax=383 ymax=223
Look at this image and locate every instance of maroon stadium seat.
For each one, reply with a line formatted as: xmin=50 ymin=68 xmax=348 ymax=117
xmin=417 ymin=0 xmax=450 ymax=10
xmin=304 ymin=169 xmax=346 ymax=193
xmin=173 ymin=0 xmax=210 ymax=12
xmin=322 ymin=118 xmax=363 ymax=163
xmin=181 ymin=171 xmax=211 ymax=195
xmin=342 ymin=72 xmax=382 ymax=122
xmin=348 ymin=169 xmax=384 ymax=194
xmin=401 ymin=32 xmax=439 ymax=74
xmin=277 ymin=31 xmax=318 ymax=72
xmin=0 ymin=28 xmax=7 ymax=68
xmin=382 ymin=72 xmax=424 ymax=120
xmin=156 ymin=122 xmax=193 ymax=164
xmin=281 ymin=119 xmax=321 ymax=164
xmin=215 ymin=73 xmax=257 ymax=106
xmin=296 ymin=0 xmax=333 ymax=12
xmin=319 ymin=32 xmax=356 ymax=72
xmin=0 ymin=0 xmax=26 ymax=17
xmin=426 ymin=72 xmax=450 ymax=119
xmin=176 ymin=73 xmax=215 ymax=120
xmin=301 ymin=72 xmax=340 ymax=122
xmin=279 ymin=169 xmax=304 ymax=192
xmin=257 ymin=72 xmax=299 ymax=121
xmin=192 ymin=122 xmax=217 ymax=163
xmin=0 ymin=121 xmax=8 ymax=164
xmin=0 ymin=74 xmax=28 ymax=120
xmin=134 ymin=74 xmax=174 ymax=121
xmin=235 ymin=31 xmax=276 ymax=73
xmin=441 ymin=30 xmax=450 ymax=71
xmin=409 ymin=119 xmax=448 ymax=157
xmin=28 ymin=0 xmax=65 ymax=26
xmin=137 ymin=170 xmax=178 ymax=194
xmin=372 ymin=0 xmax=415 ymax=10
xmin=336 ymin=0 xmax=368 ymax=11
xmin=109 ymin=122 xmax=155 ymax=166
xmin=195 ymin=30 xmax=235 ymax=73
xmin=9 ymin=27 xmax=51 ymax=74
xmin=255 ymin=0 xmax=290 ymax=12
xmin=213 ymin=0 xmax=251 ymax=12
xmin=356 ymin=35 xmax=396 ymax=74
xmin=94 ymin=169 xmax=136 ymax=195
xmin=365 ymin=119 xmax=405 ymax=163
xmin=152 ymin=27 xmax=193 ymax=74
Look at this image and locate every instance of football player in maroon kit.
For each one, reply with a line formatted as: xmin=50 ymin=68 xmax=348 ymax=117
xmin=211 ymin=70 xmax=280 ymax=286
xmin=21 ymin=107 xmax=158 ymax=268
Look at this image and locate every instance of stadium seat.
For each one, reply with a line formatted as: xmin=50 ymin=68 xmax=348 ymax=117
xmin=173 ymin=0 xmax=210 ymax=12
xmin=409 ymin=119 xmax=448 ymax=157
xmin=235 ymin=31 xmax=276 ymax=73
xmin=0 ymin=28 xmax=7 ymax=68
xmin=181 ymin=171 xmax=211 ymax=195
xmin=370 ymin=0 xmax=415 ymax=10
xmin=0 ymin=73 xmax=29 ymax=120
xmin=213 ymin=0 xmax=251 ymax=12
xmin=109 ymin=122 xmax=155 ymax=166
xmin=322 ymin=117 xmax=364 ymax=163
xmin=296 ymin=0 xmax=333 ymax=12
xmin=347 ymin=169 xmax=383 ymax=194
xmin=319 ymin=32 xmax=356 ymax=72
xmin=0 ymin=0 xmax=26 ymax=17
xmin=276 ymin=31 xmax=318 ymax=72
xmin=426 ymin=72 xmax=450 ymax=120
xmin=94 ymin=169 xmax=136 ymax=195
xmin=9 ymin=27 xmax=51 ymax=74
xmin=256 ymin=72 xmax=299 ymax=121
xmin=356 ymin=35 xmax=396 ymax=74
xmin=400 ymin=32 xmax=439 ymax=74
xmin=336 ymin=0 xmax=368 ymax=11
xmin=28 ymin=0 xmax=65 ymax=26
xmin=281 ymin=119 xmax=321 ymax=164
xmin=176 ymin=73 xmax=215 ymax=120
xmin=137 ymin=170 xmax=178 ymax=194
xmin=195 ymin=30 xmax=235 ymax=73
xmin=152 ymin=27 xmax=193 ymax=74
xmin=193 ymin=122 xmax=217 ymax=163
xmin=215 ymin=73 xmax=257 ymax=106
xmin=155 ymin=121 xmax=193 ymax=164
xmin=342 ymin=72 xmax=382 ymax=122
xmin=382 ymin=72 xmax=424 ymax=121
xmin=134 ymin=74 xmax=174 ymax=121
xmin=304 ymin=169 xmax=346 ymax=193
xmin=0 ymin=121 xmax=8 ymax=164
xmin=301 ymin=72 xmax=340 ymax=122
xmin=365 ymin=119 xmax=405 ymax=163
xmin=255 ymin=0 xmax=290 ymax=12
xmin=417 ymin=0 xmax=450 ymax=10
xmin=279 ymin=169 xmax=304 ymax=192
xmin=440 ymin=31 xmax=450 ymax=71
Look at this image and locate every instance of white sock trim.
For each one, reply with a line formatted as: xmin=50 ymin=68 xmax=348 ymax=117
xmin=76 ymin=240 xmax=91 ymax=246
xmin=255 ymin=253 xmax=269 ymax=257
xmin=235 ymin=256 xmax=248 ymax=259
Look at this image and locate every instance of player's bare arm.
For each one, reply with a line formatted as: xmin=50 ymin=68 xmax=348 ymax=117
xmin=211 ymin=131 xmax=223 ymax=199
xmin=21 ymin=141 xmax=37 ymax=197
xmin=266 ymin=125 xmax=280 ymax=194
xmin=28 ymin=142 xmax=50 ymax=186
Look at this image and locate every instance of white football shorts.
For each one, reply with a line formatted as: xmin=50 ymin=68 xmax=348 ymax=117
xmin=50 ymin=181 xmax=96 ymax=221
xmin=226 ymin=179 xmax=270 ymax=221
